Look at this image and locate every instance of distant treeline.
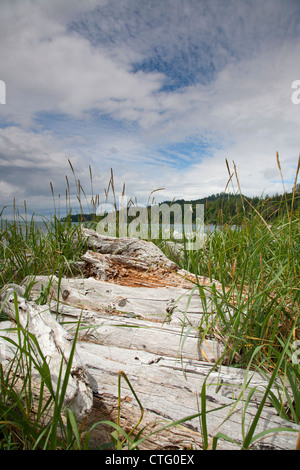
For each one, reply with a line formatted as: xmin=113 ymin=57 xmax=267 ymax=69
xmin=163 ymin=185 xmax=300 ymax=224
xmin=61 ymin=185 xmax=300 ymax=225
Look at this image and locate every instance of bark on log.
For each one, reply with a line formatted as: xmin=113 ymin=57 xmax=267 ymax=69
xmin=0 ymin=227 xmax=299 ymax=450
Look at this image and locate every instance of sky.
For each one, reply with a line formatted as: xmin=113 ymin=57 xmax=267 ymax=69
xmin=0 ymin=0 xmax=300 ymax=217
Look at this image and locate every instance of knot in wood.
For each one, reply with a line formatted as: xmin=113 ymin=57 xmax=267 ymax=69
xmin=62 ymin=289 xmax=70 ymax=300
xmin=118 ymin=298 xmax=127 ymax=307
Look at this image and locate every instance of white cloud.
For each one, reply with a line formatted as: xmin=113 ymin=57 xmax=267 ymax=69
xmin=1 ymin=0 xmax=165 ymax=129
xmin=0 ymin=0 xmax=299 ymax=214
xmin=0 ymin=126 xmax=88 ymax=212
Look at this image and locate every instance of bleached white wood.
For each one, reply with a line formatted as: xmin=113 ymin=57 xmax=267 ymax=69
xmin=48 ymin=302 xmax=224 ymax=362
xmin=0 ymin=286 xmax=93 ymax=419
xmin=1 ymin=324 xmax=298 ymax=450
xmin=26 ymin=275 xmax=225 ymax=363
xmin=68 ymin=341 xmax=300 ymax=450
xmin=80 ymin=227 xmax=179 ymax=270
xmin=27 ymin=275 xmax=216 ymax=325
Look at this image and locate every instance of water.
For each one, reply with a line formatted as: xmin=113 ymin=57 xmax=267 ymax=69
xmin=1 ymin=218 xmax=236 ymax=239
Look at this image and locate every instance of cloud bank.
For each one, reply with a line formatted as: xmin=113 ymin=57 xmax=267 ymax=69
xmin=0 ymin=0 xmax=299 ymax=215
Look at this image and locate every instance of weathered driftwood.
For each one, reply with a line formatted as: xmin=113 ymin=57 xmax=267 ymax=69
xmin=1 ymin=304 xmax=299 ymax=450
xmin=74 ymin=227 xmax=216 ymax=289
xmin=76 ymin=342 xmax=300 ymax=450
xmin=25 ymin=276 xmax=224 ymax=363
xmin=0 ymin=286 xmax=93 ymax=419
xmin=0 ymin=227 xmax=299 ymax=450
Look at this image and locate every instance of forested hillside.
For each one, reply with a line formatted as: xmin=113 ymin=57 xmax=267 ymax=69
xmin=63 ymin=185 xmax=300 ymax=225
xmin=163 ymin=185 xmax=300 ymax=224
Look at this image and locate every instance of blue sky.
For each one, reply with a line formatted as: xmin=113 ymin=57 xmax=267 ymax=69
xmin=0 ymin=0 xmax=299 ymax=216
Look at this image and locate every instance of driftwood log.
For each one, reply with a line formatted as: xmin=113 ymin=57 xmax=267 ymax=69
xmin=0 ymin=227 xmax=299 ymax=450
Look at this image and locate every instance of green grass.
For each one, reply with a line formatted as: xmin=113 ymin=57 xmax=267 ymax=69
xmin=0 ymin=157 xmax=300 ymax=449
xmin=0 ymin=214 xmax=89 ymax=292
xmin=178 ymin=208 xmax=300 ymax=368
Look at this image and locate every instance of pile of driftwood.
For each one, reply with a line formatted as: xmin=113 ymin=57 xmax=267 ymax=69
xmin=0 ymin=227 xmax=299 ymax=450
